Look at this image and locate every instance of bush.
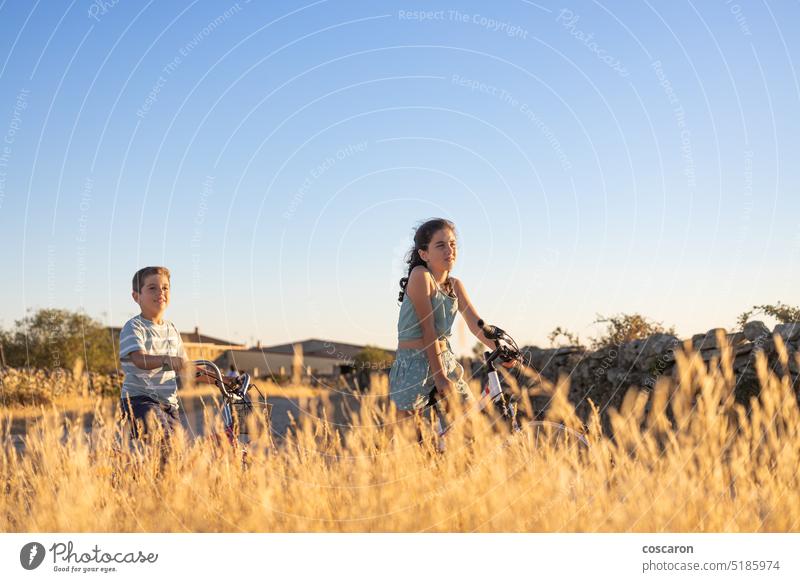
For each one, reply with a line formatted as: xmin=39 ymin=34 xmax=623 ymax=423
xmin=0 ymin=367 xmax=122 ymax=407
xmin=0 ymin=309 xmax=118 ymax=373
xmin=591 ymin=313 xmax=675 ymax=349
xmin=353 ymin=346 xmax=394 ymax=371
xmin=547 ymin=326 xmax=583 ymax=348
xmin=737 ymin=302 xmax=800 ymax=328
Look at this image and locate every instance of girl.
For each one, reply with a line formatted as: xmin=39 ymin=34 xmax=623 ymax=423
xmin=389 ymin=218 xmax=507 ymax=418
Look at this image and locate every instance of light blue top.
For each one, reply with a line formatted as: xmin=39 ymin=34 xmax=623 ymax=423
xmin=397 ymin=273 xmax=459 ymax=341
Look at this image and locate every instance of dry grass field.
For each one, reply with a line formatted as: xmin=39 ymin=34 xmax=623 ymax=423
xmin=2 ymin=340 xmax=799 ymax=532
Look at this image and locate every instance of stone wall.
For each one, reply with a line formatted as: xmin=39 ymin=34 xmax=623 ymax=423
xmin=518 ymin=321 xmax=800 ymax=428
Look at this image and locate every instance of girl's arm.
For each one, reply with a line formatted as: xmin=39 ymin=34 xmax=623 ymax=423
xmin=406 ymin=267 xmax=450 ymax=389
xmin=453 ymin=277 xmax=495 ymax=351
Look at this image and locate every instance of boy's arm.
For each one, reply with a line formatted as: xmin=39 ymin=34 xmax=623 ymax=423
xmin=127 ymin=351 xmax=185 ymax=371
xmin=120 ymin=321 xmax=187 ymax=371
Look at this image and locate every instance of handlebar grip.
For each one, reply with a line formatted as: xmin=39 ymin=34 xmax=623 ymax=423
xmin=477 ymin=319 xmax=503 ymax=340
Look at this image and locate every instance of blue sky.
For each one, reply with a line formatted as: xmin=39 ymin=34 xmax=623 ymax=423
xmin=0 ymin=0 xmax=798 ymax=353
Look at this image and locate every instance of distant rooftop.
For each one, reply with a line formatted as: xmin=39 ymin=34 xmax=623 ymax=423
xmin=251 ymin=338 xmax=395 ymax=360
xmin=109 ymin=325 xmax=244 ymax=347
xmin=108 ymin=326 xmax=390 ymax=357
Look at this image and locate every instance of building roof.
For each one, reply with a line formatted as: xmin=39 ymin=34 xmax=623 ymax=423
xmin=251 ymin=338 xmax=394 ymax=360
xmin=108 ymin=325 xmax=244 ymax=347
xmin=181 ymin=327 xmax=245 ymax=346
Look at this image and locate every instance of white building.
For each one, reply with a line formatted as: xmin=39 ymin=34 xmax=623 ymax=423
xmin=214 ymin=338 xmax=395 ymax=379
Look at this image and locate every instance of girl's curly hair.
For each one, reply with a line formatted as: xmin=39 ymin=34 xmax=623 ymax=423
xmin=397 ymin=218 xmax=456 ymax=303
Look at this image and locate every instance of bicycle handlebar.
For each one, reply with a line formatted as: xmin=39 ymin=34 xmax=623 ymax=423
xmin=477 ymin=320 xmax=522 ymax=367
xmin=477 ymin=319 xmax=505 ymax=341
xmin=192 ymin=359 xmax=251 ymax=401
xmin=427 ymin=321 xmax=522 ymax=435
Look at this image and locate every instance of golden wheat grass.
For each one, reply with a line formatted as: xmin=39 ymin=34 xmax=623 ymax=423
xmin=2 ymin=346 xmax=799 ymax=532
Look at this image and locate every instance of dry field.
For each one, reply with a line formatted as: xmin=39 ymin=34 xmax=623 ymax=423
xmin=1 ymin=341 xmax=799 ymax=532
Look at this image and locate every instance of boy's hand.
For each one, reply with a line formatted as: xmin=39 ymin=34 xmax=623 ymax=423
xmin=162 ymin=356 xmax=186 ymax=372
xmin=193 ymin=367 xmax=227 ymax=386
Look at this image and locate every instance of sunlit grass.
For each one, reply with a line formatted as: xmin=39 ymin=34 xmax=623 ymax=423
xmin=1 ymin=339 xmax=799 ymax=532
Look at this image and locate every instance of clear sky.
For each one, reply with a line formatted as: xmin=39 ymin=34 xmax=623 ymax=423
xmin=0 ymin=0 xmax=798 ymax=354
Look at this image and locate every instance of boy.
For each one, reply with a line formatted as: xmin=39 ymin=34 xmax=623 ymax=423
xmin=119 ymin=266 xmax=188 ymax=439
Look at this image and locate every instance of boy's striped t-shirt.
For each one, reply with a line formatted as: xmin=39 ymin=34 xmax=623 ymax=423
xmin=119 ymin=314 xmax=187 ymax=406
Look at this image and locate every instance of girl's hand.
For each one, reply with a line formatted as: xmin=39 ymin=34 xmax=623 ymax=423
xmin=501 ymin=359 xmax=517 ymax=370
xmin=435 ymin=378 xmax=457 ymax=396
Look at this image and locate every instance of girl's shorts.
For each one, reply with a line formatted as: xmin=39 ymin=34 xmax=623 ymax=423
xmin=388 ymin=345 xmax=472 ymax=411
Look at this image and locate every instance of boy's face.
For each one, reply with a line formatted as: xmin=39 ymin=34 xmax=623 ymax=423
xmin=132 ymin=273 xmax=170 ymax=320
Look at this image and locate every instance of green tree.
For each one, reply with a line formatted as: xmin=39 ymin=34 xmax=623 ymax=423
xmin=1 ymin=308 xmax=118 ymax=373
xmin=354 ymin=345 xmax=394 ymax=371
xmin=591 ymin=313 xmax=675 ymax=349
xmin=737 ymin=302 xmax=800 ymax=328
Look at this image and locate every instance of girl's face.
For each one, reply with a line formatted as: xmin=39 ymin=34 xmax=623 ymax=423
xmin=419 ymin=228 xmax=457 ymax=273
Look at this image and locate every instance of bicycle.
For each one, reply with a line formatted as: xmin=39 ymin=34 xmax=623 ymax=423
xmin=427 ymin=320 xmax=590 ymax=451
xmin=192 ymin=360 xmax=272 ymax=449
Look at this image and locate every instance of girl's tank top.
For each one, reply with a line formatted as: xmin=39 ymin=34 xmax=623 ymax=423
xmin=397 ymin=271 xmax=458 ymax=341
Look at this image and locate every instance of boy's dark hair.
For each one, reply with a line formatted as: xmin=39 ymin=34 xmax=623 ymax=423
xmin=132 ymin=266 xmax=171 ymax=293
xmin=397 ymin=218 xmax=456 ymax=303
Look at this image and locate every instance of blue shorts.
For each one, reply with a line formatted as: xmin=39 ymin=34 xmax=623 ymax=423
xmin=120 ymin=395 xmax=181 ymax=439
xmin=388 ymin=346 xmax=472 ymax=411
